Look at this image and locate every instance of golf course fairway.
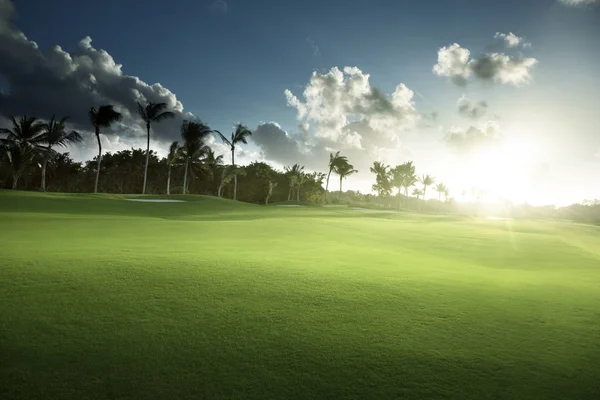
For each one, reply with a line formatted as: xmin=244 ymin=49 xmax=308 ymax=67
xmin=1 ymin=190 xmax=599 ymax=399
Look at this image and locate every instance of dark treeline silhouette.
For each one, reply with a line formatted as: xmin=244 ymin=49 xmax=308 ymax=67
xmin=1 ymin=110 xmax=599 ymax=225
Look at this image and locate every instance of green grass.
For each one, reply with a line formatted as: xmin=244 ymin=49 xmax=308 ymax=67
xmin=1 ymin=190 xmax=599 ymax=399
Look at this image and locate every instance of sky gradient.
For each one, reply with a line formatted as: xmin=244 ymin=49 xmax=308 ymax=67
xmin=1 ymin=0 xmax=599 ymax=205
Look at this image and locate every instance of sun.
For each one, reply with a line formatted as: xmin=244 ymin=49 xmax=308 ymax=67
xmin=457 ymin=133 xmax=542 ymax=203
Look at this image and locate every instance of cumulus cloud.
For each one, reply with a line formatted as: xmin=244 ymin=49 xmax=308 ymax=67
xmin=0 ymin=0 xmax=197 ymax=158
xmin=251 ymin=122 xmax=310 ymax=165
xmin=284 ymin=66 xmax=419 ymax=151
xmin=433 ymin=42 xmax=537 ymax=86
xmin=494 ymin=32 xmax=530 ymax=49
xmin=432 ymin=44 xmax=472 ymax=86
xmin=457 ymin=96 xmax=488 ymax=119
xmin=446 ymin=121 xmax=503 ymax=151
xmin=558 ymin=0 xmax=599 ymax=5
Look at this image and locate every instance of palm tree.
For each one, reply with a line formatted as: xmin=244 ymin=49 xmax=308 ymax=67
xmin=166 ymin=141 xmax=181 ymax=195
xmin=412 ymin=187 xmax=424 ymax=200
xmin=180 ymin=120 xmax=212 ymax=195
xmin=265 ymin=181 xmax=277 ymax=205
xmin=137 ymin=102 xmax=175 ymax=195
xmin=218 ymin=166 xmax=246 ymax=198
xmin=284 ymin=164 xmax=304 ymax=201
xmin=435 ymin=183 xmax=448 ymax=201
xmin=326 ymin=151 xmax=348 ymax=199
xmin=204 ymin=148 xmax=224 ymax=195
xmin=370 ymin=161 xmax=391 ymax=197
xmin=89 ymin=105 xmax=122 ymax=193
xmin=38 ymin=116 xmax=82 ymax=192
xmin=0 ymin=116 xmax=46 ymax=190
xmin=1 ymin=142 xmax=34 ymax=189
xmin=215 ymin=123 xmax=252 ymax=200
xmin=419 ymin=174 xmax=435 ymax=200
xmin=334 ymin=161 xmax=358 ymax=202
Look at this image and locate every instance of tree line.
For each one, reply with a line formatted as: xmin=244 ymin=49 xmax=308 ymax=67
xmin=0 ymin=102 xmax=365 ymax=204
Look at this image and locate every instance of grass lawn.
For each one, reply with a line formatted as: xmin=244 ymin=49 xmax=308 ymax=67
xmin=1 ymin=190 xmax=599 ymax=399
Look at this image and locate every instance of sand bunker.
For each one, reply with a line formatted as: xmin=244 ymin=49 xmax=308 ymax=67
xmin=125 ymin=199 xmax=187 ymax=203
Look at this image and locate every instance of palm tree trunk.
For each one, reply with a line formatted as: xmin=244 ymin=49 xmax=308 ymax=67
xmin=40 ymin=147 xmax=50 ymax=192
xmin=142 ymin=123 xmax=150 ymax=195
xmin=12 ymin=171 xmax=20 ymax=190
xmin=183 ymin=157 xmax=189 ymax=195
xmin=423 ymin=187 xmax=427 ymax=200
xmin=325 ymin=169 xmax=332 ymax=202
xmin=288 ymin=186 xmax=292 ymax=201
xmin=339 ymin=176 xmax=343 ymax=203
xmin=167 ymin=164 xmax=172 ymax=195
xmin=297 ymin=187 xmax=300 ymax=202
xmin=232 ymin=149 xmax=237 ymax=201
xmin=94 ymin=130 xmax=102 ymax=194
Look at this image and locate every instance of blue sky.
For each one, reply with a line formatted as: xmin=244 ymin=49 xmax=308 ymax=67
xmin=1 ymin=0 xmax=599 ymax=204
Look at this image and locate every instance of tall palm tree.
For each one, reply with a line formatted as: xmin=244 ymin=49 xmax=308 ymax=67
xmin=137 ymin=102 xmax=175 ymax=194
xmin=326 ymin=151 xmax=348 ymax=197
xmin=89 ymin=105 xmax=122 ymax=193
xmin=370 ymin=161 xmax=391 ymax=197
xmin=180 ymin=120 xmax=212 ymax=195
xmin=38 ymin=116 xmax=82 ymax=192
xmin=435 ymin=183 xmax=448 ymax=201
xmin=215 ymin=123 xmax=252 ymax=200
xmin=334 ymin=161 xmax=358 ymax=202
xmin=166 ymin=141 xmax=181 ymax=195
xmin=419 ymin=174 xmax=435 ymax=200
xmin=0 ymin=116 xmax=46 ymax=190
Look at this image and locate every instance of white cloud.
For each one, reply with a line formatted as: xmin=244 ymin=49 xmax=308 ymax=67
xmin=457 ymin=96 xmax=488 ymax=119
xmin=284 ymin=66 xmax=419 ymax=151
xmin=494 ymin=32 xmax=530 ymax=49
xmin=433 ymin=42 xmax=538 ymax=86
xmin=558 ymin=0 xmax=599 ymax=5
xmin=446 ymin=121 xmax=503 ymax=151
xmin=432 ymin=44 xmax=472 ymax=86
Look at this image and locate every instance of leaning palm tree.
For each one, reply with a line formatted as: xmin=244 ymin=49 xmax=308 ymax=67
xmin=326 ymin=151 xmax=348 ymax=198
xmin=137 ymin=102 xmax=175 ymax=194
xmin=419 ymin=174 xmax=435 ymax=200
xmin=204 ymin=148 xmax=224 ymax=195
xmin=215 ymin=123 xmax=252 ymax=200
xmin=265 ymin=181 xmax=277 ymax=205
xmin=180 ymin=120 xmax=212 ymax=195
xmin=166 ymin=141 xmax=181 ymax=195
xmin=334 ymin=161 xmax=358 ymax=202
xmin=435 ymin=183 xmax=447 ymax=201
xmin=89 ymin=105 xmax=122 ymax=193
xmin=38 ymin=116 xmax=83 ymax=192
xmin=218 ymin=166 xmax=246 ymax=198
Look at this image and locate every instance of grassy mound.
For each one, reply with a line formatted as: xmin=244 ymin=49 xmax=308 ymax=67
xmin=1 ymin=191 xmax=599 ymax=399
